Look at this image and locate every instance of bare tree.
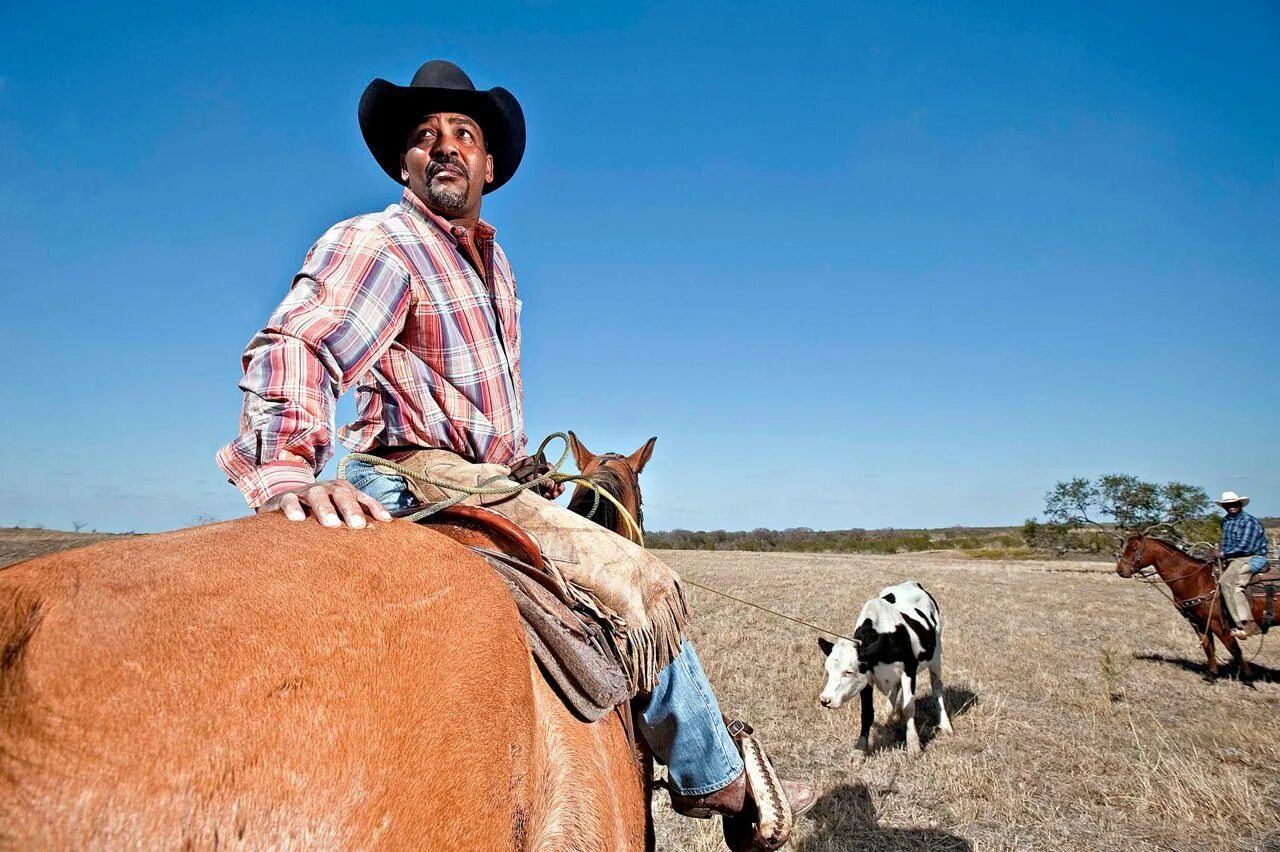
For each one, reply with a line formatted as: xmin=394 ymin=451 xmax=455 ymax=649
xmin=1038 ymin=474 xmax=1213 ymax=553
xmin=72 ymin=521 xmax=88 ymax=532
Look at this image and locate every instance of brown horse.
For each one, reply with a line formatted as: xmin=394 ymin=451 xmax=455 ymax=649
xmin=0 ymin=512 xmax=649 ymax=848
xmin=566 ymin=432 xmax=655 ymax=544
xmin=1114 ymin=531 xmax=1269 ymax=680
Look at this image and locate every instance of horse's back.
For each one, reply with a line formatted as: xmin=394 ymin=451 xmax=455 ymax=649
xmin=0 ymin=514 xmax=538 ymax=849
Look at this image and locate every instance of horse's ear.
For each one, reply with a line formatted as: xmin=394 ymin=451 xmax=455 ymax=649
xmin=567 ymin=431 xmax=595 ymax=472
xmin=628 ymin=437 xmax=657 ymax=474
xmin=818 ymin=637 xmax=834 ymax=657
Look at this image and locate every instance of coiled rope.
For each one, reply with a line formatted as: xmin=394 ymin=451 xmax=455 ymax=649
xmin=336 ymin=432 xmax=645 ymax=544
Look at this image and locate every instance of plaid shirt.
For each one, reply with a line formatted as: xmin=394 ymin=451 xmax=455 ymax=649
xmin=217 ymin=189 xmax=525 ymax=508
xmin=1221 ymin=511 xmax=1268 ymax=558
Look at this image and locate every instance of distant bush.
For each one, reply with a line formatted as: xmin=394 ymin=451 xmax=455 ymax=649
xmin=961 ymin=547 xmax=1037 ymax=560
xmin=650 ymin=527 xmax=1009 ymax=555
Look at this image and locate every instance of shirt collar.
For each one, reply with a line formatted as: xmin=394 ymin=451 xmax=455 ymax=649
xmin=399 ymin=189 xmax=497 ymax=245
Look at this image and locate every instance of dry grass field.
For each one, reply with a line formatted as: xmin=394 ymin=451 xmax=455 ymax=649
xmin=4 ymin=532 xmax=1277 ymax=850
xmin=0 ymin=527 xmax=127 ymax=566
xmin=652 ymin=550 xmax=1280 ymax=852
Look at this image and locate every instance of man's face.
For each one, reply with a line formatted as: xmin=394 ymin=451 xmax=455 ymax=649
xmin=402 ymin=113 xmax=494 ymax=219
xmin=1226 ymin=504 xmax=1243 ymax=515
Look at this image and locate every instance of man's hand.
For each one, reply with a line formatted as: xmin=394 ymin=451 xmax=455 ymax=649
xmin=538 ymin=480 xmax=566 ymax=500
xmin=257 ymin=480 xmax=394 ymax=528
xmin=509 ymin=453 xmax=565 ymax=500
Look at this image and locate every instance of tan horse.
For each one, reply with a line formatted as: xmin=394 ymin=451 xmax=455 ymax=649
xmin=0 ymin=513 xmax=648 ymax=849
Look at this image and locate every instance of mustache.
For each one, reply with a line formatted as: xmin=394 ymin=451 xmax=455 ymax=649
xmin=427 ymin=156 xmax=470 ymax=180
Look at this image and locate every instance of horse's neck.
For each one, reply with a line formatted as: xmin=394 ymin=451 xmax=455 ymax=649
xmin=1149 ymin=542 xmax=1213 ymax=594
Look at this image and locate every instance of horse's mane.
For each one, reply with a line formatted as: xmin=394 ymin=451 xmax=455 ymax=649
xmin=567 ymin=455 xmax=643 ymax=533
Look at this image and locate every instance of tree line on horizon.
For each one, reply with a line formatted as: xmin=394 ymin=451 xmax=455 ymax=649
xmin=648 ymin=474 xmax=1253 ymax=556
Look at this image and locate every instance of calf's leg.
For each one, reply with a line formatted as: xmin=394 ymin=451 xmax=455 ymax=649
xmin=886 ymin=683 xmax=902 ymax=723
xmin=900 ymin=669 xmax=920 ymax=756
xmin=930 ymin=652 xmax=953 ymax=735
xmin=856 ymin=684 xmax=874 ymax=754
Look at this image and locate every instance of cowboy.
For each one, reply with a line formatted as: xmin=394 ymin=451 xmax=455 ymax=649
xmin=216 ymin=60 xmax=814 ymax=824
xmin=1213 ymin=491 xmax=1269 ymax=638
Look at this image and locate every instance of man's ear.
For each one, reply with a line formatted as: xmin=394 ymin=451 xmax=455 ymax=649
xmin=400 ymin=153 xmax=409 ymax=183
xmin=485 ymin=153 xmax=494 ymax=186
xmin=818 ymin=638 xmax=834 ymax=657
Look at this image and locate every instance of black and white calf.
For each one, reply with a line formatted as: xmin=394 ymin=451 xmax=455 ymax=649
xmin=817 ymin=580 xmax=951 ymax=756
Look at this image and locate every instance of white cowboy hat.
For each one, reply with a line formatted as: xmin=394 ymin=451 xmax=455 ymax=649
xmin=1215 ymin=491 xmax=1250 ymax=507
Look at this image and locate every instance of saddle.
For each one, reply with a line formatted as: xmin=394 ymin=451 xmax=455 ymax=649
xmin=1245 ymin=563 xmax=1280 ymax=587
xmin=403 ymin=504 xmax=632 ymax=722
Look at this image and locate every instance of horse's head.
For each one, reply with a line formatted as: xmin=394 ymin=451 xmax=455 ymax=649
xmin=1114 ymin=531 xmax=1151 ymax=578
xmin=565 ymin=431 xmax=656 ymax=542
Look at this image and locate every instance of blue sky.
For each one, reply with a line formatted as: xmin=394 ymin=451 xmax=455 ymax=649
xmin=2 ymin=1 xmax=1277 ymax=533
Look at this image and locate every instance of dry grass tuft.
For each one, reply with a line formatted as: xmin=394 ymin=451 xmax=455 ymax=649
xmin=652 ymin=550 xmax=1280 ymax=852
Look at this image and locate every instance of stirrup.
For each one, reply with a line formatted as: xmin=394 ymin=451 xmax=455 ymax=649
xmin=721 ymin=717 xmax=794 ymax=852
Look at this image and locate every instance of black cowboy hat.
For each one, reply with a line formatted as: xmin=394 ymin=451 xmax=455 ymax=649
xmin=358 ymin=60 xmax=525 ymax=193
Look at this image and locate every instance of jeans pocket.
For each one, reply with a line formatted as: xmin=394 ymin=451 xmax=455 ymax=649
xmin=342 ymin=461 xmax=380 ymax=493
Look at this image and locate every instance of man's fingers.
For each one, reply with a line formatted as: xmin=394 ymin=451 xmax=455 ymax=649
xmin=331 ymin=487 xmax=370 ymax=529
xmin=279 ymin=493 xmax=307 ymax=522
xmin=304 ymin=486 xmax=342 ymax=528
xmin=355 ymin=490 xmax=394 ymax=521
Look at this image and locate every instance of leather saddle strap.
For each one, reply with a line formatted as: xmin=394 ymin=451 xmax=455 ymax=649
xmin=393 ymin=503 xmax=547 ymax=573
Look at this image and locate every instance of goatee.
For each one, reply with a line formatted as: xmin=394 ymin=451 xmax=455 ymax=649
xmin=426 ymin=181 xmax=468 ymax=215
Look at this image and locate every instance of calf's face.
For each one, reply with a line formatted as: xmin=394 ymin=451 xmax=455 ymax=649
xmin=818 ymin=637 xmax=868 ymax=709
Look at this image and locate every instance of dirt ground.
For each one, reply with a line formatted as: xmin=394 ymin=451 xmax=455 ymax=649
xmin=651 ymin=550 xmax=1280 ymax=852
xmin=5 ymin=532 xmax=1277 ymax=850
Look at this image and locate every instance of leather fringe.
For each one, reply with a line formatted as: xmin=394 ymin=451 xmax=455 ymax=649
xmin=623 ymin=576 xmax=690 ymax=692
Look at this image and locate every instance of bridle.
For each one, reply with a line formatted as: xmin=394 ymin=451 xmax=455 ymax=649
xmin=1117 ymin=534 xmax=1149 ymax=576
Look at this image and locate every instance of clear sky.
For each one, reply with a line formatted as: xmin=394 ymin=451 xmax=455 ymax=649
xmin=2 ymin=1 xmax=1277 ymax=534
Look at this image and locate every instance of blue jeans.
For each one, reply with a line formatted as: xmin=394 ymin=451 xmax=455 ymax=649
xmin=345 ymin=458 xmax=744 ymax=795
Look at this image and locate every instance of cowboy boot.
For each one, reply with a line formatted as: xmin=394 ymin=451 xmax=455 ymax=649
xmin=1232 ymin=621 xmax=1261 ymax=639
xmin=669 ymin=770 xmax=817 ymax=820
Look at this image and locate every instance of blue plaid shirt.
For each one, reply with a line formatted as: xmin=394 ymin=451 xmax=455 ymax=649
xmin=1221 ymin=511 xmax=1268 ymax=558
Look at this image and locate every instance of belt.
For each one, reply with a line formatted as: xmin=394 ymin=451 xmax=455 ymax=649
xmin=367 ymin=444 xmax=447 ymax=464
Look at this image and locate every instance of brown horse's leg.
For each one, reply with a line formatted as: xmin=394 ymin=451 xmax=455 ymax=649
xmin=1200 ymin=629 xmax=1218 ymax=676
xmin=1218 ymin=629 xmax=1252 ymax=680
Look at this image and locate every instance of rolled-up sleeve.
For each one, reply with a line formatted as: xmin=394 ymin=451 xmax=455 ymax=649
xmin=216 ymin=225 xmax=412 ymax=508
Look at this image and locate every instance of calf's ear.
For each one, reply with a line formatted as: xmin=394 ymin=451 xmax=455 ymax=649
xmin=818 ymin=638 xmax=834 ymax=657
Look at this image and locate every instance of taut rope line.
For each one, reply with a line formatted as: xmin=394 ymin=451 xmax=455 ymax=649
xmin=338 ymin=432 xmax=852 ymax=642
xmin=677 ymin=576 xmax=860 ymax=645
